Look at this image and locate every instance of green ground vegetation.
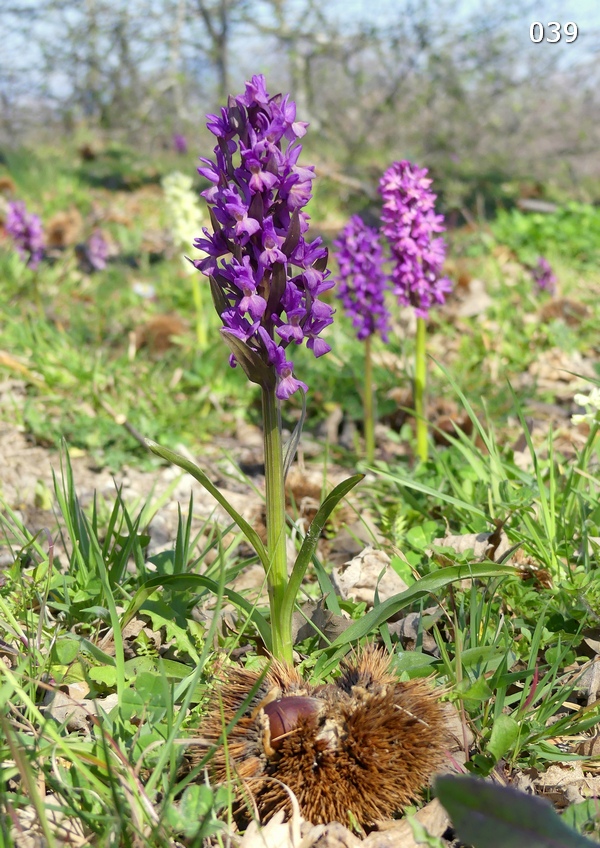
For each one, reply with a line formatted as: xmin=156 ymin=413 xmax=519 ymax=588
xmin=1 ymin=142 xmax=599 ymax=846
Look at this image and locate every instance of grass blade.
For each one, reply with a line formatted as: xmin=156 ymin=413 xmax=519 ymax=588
xmin=146 ymin=440 xmax=270 ymax=571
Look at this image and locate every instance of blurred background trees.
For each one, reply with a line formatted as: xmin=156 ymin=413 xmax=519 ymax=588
xmin=1 ymin=0 xmax=599 ymax=199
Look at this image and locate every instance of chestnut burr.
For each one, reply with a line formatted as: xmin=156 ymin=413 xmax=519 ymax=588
xmin=190 ymin=647 xmax=449 ymax=826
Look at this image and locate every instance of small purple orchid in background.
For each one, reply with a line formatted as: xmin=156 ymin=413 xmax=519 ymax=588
xmin=193 ymin=73 xmax=334 ymax=401
xmin=86 ymin=229 xmax=109 ymax=271
xmin=5 ymin=200 xmax=44 ymax=269
xmin=333 ymin=215 xmax=390 ymax=342
xmin=379 ymin=160 xmax=452 ymax=462
xmin=333 ymin=215 xmax=390 ymax=462
xmin=532 ymin=256 xmax=556 ymax=294
xmin=332 ymin=162 xmax=451 ymax=463
xmin=379 ymin=160 xmax=452 ymax=319
xmin=173 ymin=133 xmax=188 ymax=154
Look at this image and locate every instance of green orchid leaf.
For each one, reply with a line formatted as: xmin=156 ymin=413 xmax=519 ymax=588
xmin=280 ymin=473 xmax=364 ymax=640
xmin=314 ymin=562 xmax=516 ymax=676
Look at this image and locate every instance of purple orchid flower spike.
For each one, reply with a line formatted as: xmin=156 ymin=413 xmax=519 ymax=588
xmin=173 ymin=133 xmax=188 ymax=154
xmin=85 ymin=229 xmax=109 ymax=271
xmin=5 ymin=201 xmax=44 ymax=269
xmin=193 ymin=73 xmax=334 ymax=400
xmin=333 ymin=214 xmax=391 ymax=463
xmin=147 ymin=75 xmax=366 ymax=668
xmin=333 ymin=215 xmax=390 ymax=341
xmin=379 ymin=160 xmax=452 ymax=319
xmin=379 ymin=160 xmax=452 ymax=464
xmin=532 ymin=256 xmax=557 ymax=294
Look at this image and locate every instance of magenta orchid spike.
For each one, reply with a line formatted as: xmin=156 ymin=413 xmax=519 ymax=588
xmin=379 ymin=160 xmax=452 ymax=319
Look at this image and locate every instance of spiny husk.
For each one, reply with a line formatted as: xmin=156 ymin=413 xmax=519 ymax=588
xmin=190 ymin=646 xmax=449 ymax=826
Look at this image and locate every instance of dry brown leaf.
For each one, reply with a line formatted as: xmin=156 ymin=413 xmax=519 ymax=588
xmin=510 ymin=769 xmax=536 ymax=795
xmin=133 ymin=314 xmax=188 ymax=354
xmin=410 ymin=798 xmax=451 ymax=837
xmin=43 ymin=689 xmax=118 ymax=731
xmin=141 ymin=228 xmax=169 ymax=255
xmin=428 ymin=397 xmax=476 ymax=447
xmin=577 ymin=733 xmax=600 ymax=757
xmin=46 ymin=208 xmax=83 ymax=248
xmin=231 ymin=564 xmax=269 ymax=598
xmin=12 ymin=794 xmax=88 ymax=847
xmin=237 ymin=795 xmax=322 ymax=848
xmin=583 ymin=634 xmax=600 ymax=655
xmin=360 ymin=820 xmax=415 ymax=848
xmin=122 ymin=617 xmax=146 ymax=640
xmin=534 ymin=763 xmax=600 ymax=807
xmin=538 ymin=298 xmax=590 ymax=327
xmin=286 ymin=467 xmax=355 ymax=531
xmin=433 ymin=530 xmax=513 ymax=562
xmin=326 ymin=515 xmax=384 ymax=568
xmin=0 ymin=175 xmax=17 ymax=195
xmin=371 ymin=349 xmax=406 ymax=377
xmin=518 ymin=348 xmax=596 ymax=401
xmin=363 ymin=799 xmax=450 ymax=848
xmin=445 ymin=257 xmax=475 ymax=291
xmin=292 ymin=598 xmax=351 ymax=647
xmin=388 ymin=609 xmax=441 ymax=654
xmin=306 ymin=821 xmax=360 ymax=848
xmin=455 ymin=278 xmax=493 ymax=318
xmin=332 ymin=547 xmax=408 ymax=607
xmin=440 ymin=701 xmax=475 ymax=754
xmin=569 ymin=659 xmax=600 ymax=704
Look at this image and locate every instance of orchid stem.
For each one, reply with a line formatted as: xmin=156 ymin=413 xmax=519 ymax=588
xmin=415 ymin=316 xmax=428 ymax=463
xmin=31 ymin=272 xmax=43 ymax=316
xmin=364 ymin=334 xmax=375 ymax=464
xmin=261 ymin=384 xmax=293 ymax=664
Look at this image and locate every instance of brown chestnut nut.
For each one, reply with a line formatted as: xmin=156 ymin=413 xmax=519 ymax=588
xmin=263 ymin=696 xmax=322 ymax=749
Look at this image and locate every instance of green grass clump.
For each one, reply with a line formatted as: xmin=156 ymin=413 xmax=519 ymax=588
xmin=491 ymin=202 xmax=600 ymax=268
